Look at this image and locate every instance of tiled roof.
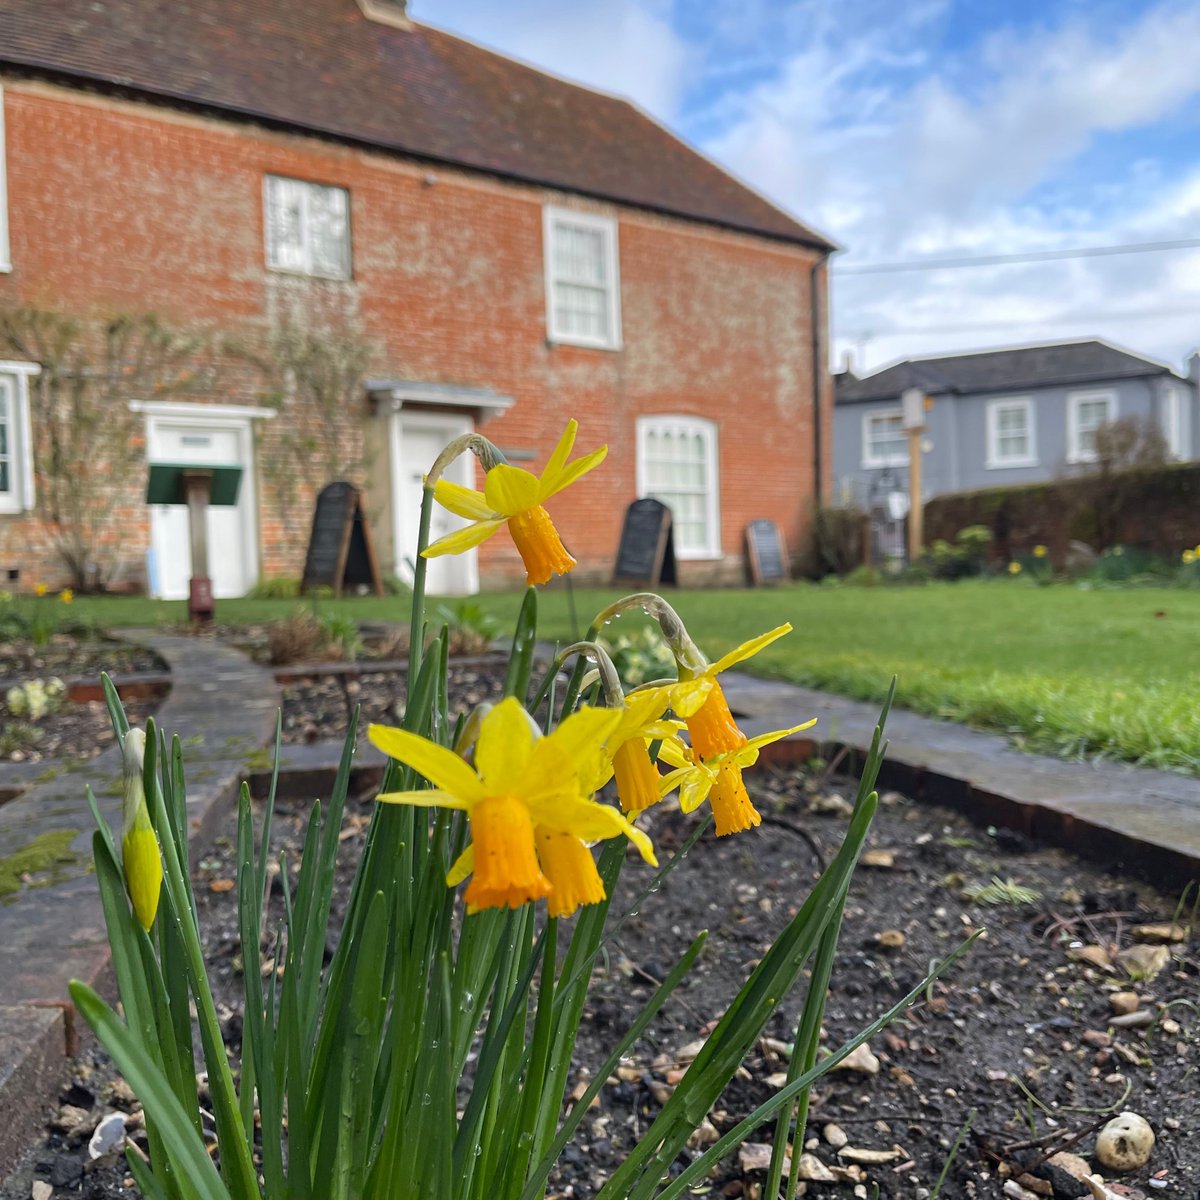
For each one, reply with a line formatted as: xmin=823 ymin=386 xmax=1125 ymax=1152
xmin=0 ymin=0 xmax=833 ymax=251
xmin=835 ymin=340 xmax=1173 ymax=404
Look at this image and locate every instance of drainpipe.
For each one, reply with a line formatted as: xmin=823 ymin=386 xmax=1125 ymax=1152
xmin=811 ymin=260 xmax=827 ymax=508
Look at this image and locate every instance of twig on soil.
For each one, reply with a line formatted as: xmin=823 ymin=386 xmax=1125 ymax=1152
xmin=758 ymin=816 xmax=827 ymax=872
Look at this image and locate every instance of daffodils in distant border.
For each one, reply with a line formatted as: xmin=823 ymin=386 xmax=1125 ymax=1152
xmin=424 ymin=419 xmax=607 ymax=586
xmin=1032 ymin=545 xmax=1047 ymax=559
xmin=1008 ymin=561 xmax=1022 ymax=575
xmin=368 ymin=698 xmax=656 ymax=916
xmin=121 ymin=729 xmax=162 ymax=932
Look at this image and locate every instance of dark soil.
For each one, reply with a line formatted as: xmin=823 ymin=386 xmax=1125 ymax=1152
xmin=0 ymin=637 xmax=166 ymax=763
xmin=277 ymin=655 xmax=508 ymax=746
xmin=4 ymin=756 xmax=1195 ymax=1199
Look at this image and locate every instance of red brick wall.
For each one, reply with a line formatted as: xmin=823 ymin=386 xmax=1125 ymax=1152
xmin=0 ymin=79 xmax=830 ymax=590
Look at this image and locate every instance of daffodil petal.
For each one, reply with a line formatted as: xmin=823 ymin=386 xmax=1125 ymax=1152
xmin=474 ymin=697 xmax=536 ymax=790
xmin=706 ymin=624 xmax=793 ymax=677
xmin=737 ymin=719 xmax=817 ymax=761
xmin=611 ymin=689 xmax=672 ymax=740
xmin=368 ymin=723 xmax=486 ymax=802
xmin=483 ymin=464 xmax=542 ymax=515
xmin=678 ymin=770 xmax=715 ymax=814
xmin=423 ymin=518 xmax=507 ymax=558
xmin=668 ymin=676 xmax=714 ymax=718
xmin=446 ymin=844 xmax=475 ymax=885
xmin=540 ymin=420 xmax=578 ymax=484
xmin=537 ymin=797 xmax=658 ymax=866
xmin=434 ymin=479 xmax=496 ymax=520
xmin=376 ymin=788 xmax=470 ymax=809
xmin=654 ymin=736 xmax=693 ymax=770
xmin=539 ymin=444 xmax=608 ymax=502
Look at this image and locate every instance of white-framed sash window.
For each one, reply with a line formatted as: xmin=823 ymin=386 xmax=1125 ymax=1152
xmin=636 ymin=415 xmax=720 ymax=559
xmin=543 ymin=206 xmax=622 ymax=350
xmin=264 ymin=175 xmax=351 ymax=280
xmin=1067 ymin=390 xmax=1116 ymax=464
xmin=1162 ymin=383 xmax=1190 ymax=461
xmin=0 ymin=363 xmax=39 ymax=514
xmin=985 ymin=396 xmax=1037 ymax=468
xmin=861 ymin=409 xmax=907 ymax=468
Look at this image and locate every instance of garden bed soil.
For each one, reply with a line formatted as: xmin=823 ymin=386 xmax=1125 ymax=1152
xmin=0 ymin=637 xmax=167 ymax=763
xmin=3 ymin=758 xmax=1196 ymax=1199
xmin=277 ymin=655 xmax=508 ymax=746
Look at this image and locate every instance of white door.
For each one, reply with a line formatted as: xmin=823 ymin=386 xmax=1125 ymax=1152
xmin=390 ymin=413 xmax=478 ymax=595
xmin=147 ymin=417 xmax=256 ymax=600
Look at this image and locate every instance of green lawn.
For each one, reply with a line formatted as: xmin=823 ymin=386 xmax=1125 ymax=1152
xmin=59 ymin=580 xmax=1200 ymax=772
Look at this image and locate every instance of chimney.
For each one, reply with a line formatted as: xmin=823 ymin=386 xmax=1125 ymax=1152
xmin=357 ymin=0 xmax=413 ymax=29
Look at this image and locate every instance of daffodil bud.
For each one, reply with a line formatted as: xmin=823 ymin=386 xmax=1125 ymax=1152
xmin=592 ymin=594 xmax=707 ymax=677
xmin=120 ymin=728 xmax=162 ymax=932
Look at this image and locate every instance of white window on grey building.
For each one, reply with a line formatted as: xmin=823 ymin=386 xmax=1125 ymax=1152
xmin=264 ymin=176 xmax=351 ymax=280
xmin=636 ymin=416 xmax=719 ymax=559
xmin=1067 ymin=390 xmax=1116 ymax=464
xmin=861 ymin=410 xmax=907 ymax=468
xmin=0 ymin=364 xmax=38 ymax=514
xmin=986 ymin=397 xmax=1037 ymax=468
xmin=1161 ymin=383 xmax=1190 ymax=461
xmin=543 ymin=206 xmax=621 ymax=349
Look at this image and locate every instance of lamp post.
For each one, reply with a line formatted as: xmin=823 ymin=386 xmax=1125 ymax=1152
xmin=901 ymin=387 xmax=928 ymax=563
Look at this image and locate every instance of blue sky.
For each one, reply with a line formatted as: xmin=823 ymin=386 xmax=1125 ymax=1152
xmin=411 ymin=0 xmax=1200 ymax=375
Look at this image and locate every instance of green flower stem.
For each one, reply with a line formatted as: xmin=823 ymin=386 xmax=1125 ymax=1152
xmin=555 ymin=641 xmax=624 ymax=705
xmin=408 ymin=483 xmax=436 ymax=686
xmin=590 ymin=592 xmax=707 ymax=677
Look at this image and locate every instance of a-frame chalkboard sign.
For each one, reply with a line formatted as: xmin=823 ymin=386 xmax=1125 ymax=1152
xmin=301 ymin=482 xmax=384 ymax=597
xmin=745 ymin=518 xmax=788 ymax=585
xmin=613 ymin=498 xmax=677 ymax=587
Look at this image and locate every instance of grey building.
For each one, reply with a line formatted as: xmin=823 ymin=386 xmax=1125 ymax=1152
xmin=833 ymin=340 xmax=1200 ymax=509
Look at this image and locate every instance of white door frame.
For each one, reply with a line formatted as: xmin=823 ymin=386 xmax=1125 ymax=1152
xmin=131 ymin=400 xmax=275 ymax=598
xmin=388 ymin=409 xmax=479 ymax=594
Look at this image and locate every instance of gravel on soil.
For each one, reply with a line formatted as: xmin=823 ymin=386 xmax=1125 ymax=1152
xmin=3 ymin=753 xmax=1196 ymax=1199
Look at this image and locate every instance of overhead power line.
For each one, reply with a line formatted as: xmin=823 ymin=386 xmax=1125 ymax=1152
xmin=835 ymin=237 xmax=1200 ymax=276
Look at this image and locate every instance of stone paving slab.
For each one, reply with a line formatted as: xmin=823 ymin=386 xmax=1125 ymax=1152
xmin=721 ymin=674 xmax=1200 ymax=888
xmin=0 ymin=630 xmax=279 ymax=1160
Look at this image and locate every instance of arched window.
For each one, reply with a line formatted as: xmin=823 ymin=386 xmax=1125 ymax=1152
xmin=636 ymin=416 xmax=720 ymax=559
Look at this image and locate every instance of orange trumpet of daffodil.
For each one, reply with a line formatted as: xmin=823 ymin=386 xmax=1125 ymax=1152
xmin=665 ymin=624 xmax=792 ymax=760
xmin=423 ymin=420 xmax=607 ymax=586
xmin=658 ymin=719 xmax=816 ymax=836
xmin=368 ymin=697 xmax=656 ymax=915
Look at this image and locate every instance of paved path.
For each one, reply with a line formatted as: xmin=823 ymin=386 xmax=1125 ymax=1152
xmin=2 ymin=641 xmax=1197 ymax=1174
xmin=0 ymin=632 xmax=279 ymax=1170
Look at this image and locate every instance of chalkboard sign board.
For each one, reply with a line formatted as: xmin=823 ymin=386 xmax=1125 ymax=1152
xmin=746 ymin=519 xmax=788 ymax=585
xmin=301 ymin=482 xmax=384 ymax=597
xmin=614 ymin=498 xmax=676 ymax=586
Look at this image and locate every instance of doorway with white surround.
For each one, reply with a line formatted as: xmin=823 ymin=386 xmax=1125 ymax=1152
xmin=132 ymin=401 xmax=275 ymax=600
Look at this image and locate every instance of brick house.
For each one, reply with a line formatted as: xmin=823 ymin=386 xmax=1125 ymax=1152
xmin=0 ymin=0 xmax=834 ymax=596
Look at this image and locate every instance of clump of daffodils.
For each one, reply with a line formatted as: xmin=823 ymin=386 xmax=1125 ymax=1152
xmin=6 ymin=676 xmax=66 ymax=721
xmin=71 ymin=417 xmax=947 ymax=1200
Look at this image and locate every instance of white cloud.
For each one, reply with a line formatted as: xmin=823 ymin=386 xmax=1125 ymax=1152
xmin=700 ymin=0 xmax=1200 ymax=371
xmin=410 ymin=0 xmax=692 ymax=121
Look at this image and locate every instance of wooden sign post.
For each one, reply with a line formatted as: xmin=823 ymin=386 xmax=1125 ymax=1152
xmin=301 ymin=481 xmax=384 ymax=597
xmin=146 ymin=461 xmax=243 ymax=623
xmin=613 ymin=498 xmax=676 ymax=587
xmin=901 ymin=387 xmax=928 ymax=564
xmin=745 ymin=519 xmax=788 ymax=585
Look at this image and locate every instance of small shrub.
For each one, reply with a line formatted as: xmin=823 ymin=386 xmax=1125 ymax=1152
xmin=1085 ymin=545 xmax=1173 ymax=585
xmin=314 ymin=610 xmax=364 ymax=662
xmin=811 ymin=504 xmax=865 ymax=577
xmin=248 ymin=576 xmax=303 ymax=600
xmin=597 ymin=626 xmax=678 ymax=686
xmin=0 ymin=721 xmax=43 ymax=757
xmin=265 ymin=608 xmax=336 ymax=665
xmin=842 ymin=564 xmax=883 ymax=588
xmin=433 ymin=600 xmax=500 ymax=656
xmin=5 ymin=677 xmax=67 ymax=720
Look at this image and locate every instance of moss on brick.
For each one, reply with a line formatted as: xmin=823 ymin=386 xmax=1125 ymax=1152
xmin=0 ymin=829 xmax=83 ymax=898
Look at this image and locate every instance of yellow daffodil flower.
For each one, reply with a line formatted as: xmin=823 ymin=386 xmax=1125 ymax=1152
xmin=34 ymin=582 xmax=48 ymax=597
xmin=58 ymin=588 xmax=74 ymax=604
xmin=368 ymin=697 xmax=655 ymax=914
xmin=1008 ymin=561 xmax=1021 ymax=575
xmin=658 ymin=720 xmax=816 ymax=836
xmin=121 ymin=729 xmax=162 ymax=931
xmin=582 ymin=688 xmax=676 ymax=817
xmin=1183 ymin=549 xmax=1196 ymax=565
xmin=664 ymin=624 xmax=792 ymax=761
xmin=423 ymin=420 xmax=607 ymax=586
xmin=1033 ymin=545 xmax=1047 ymax=559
